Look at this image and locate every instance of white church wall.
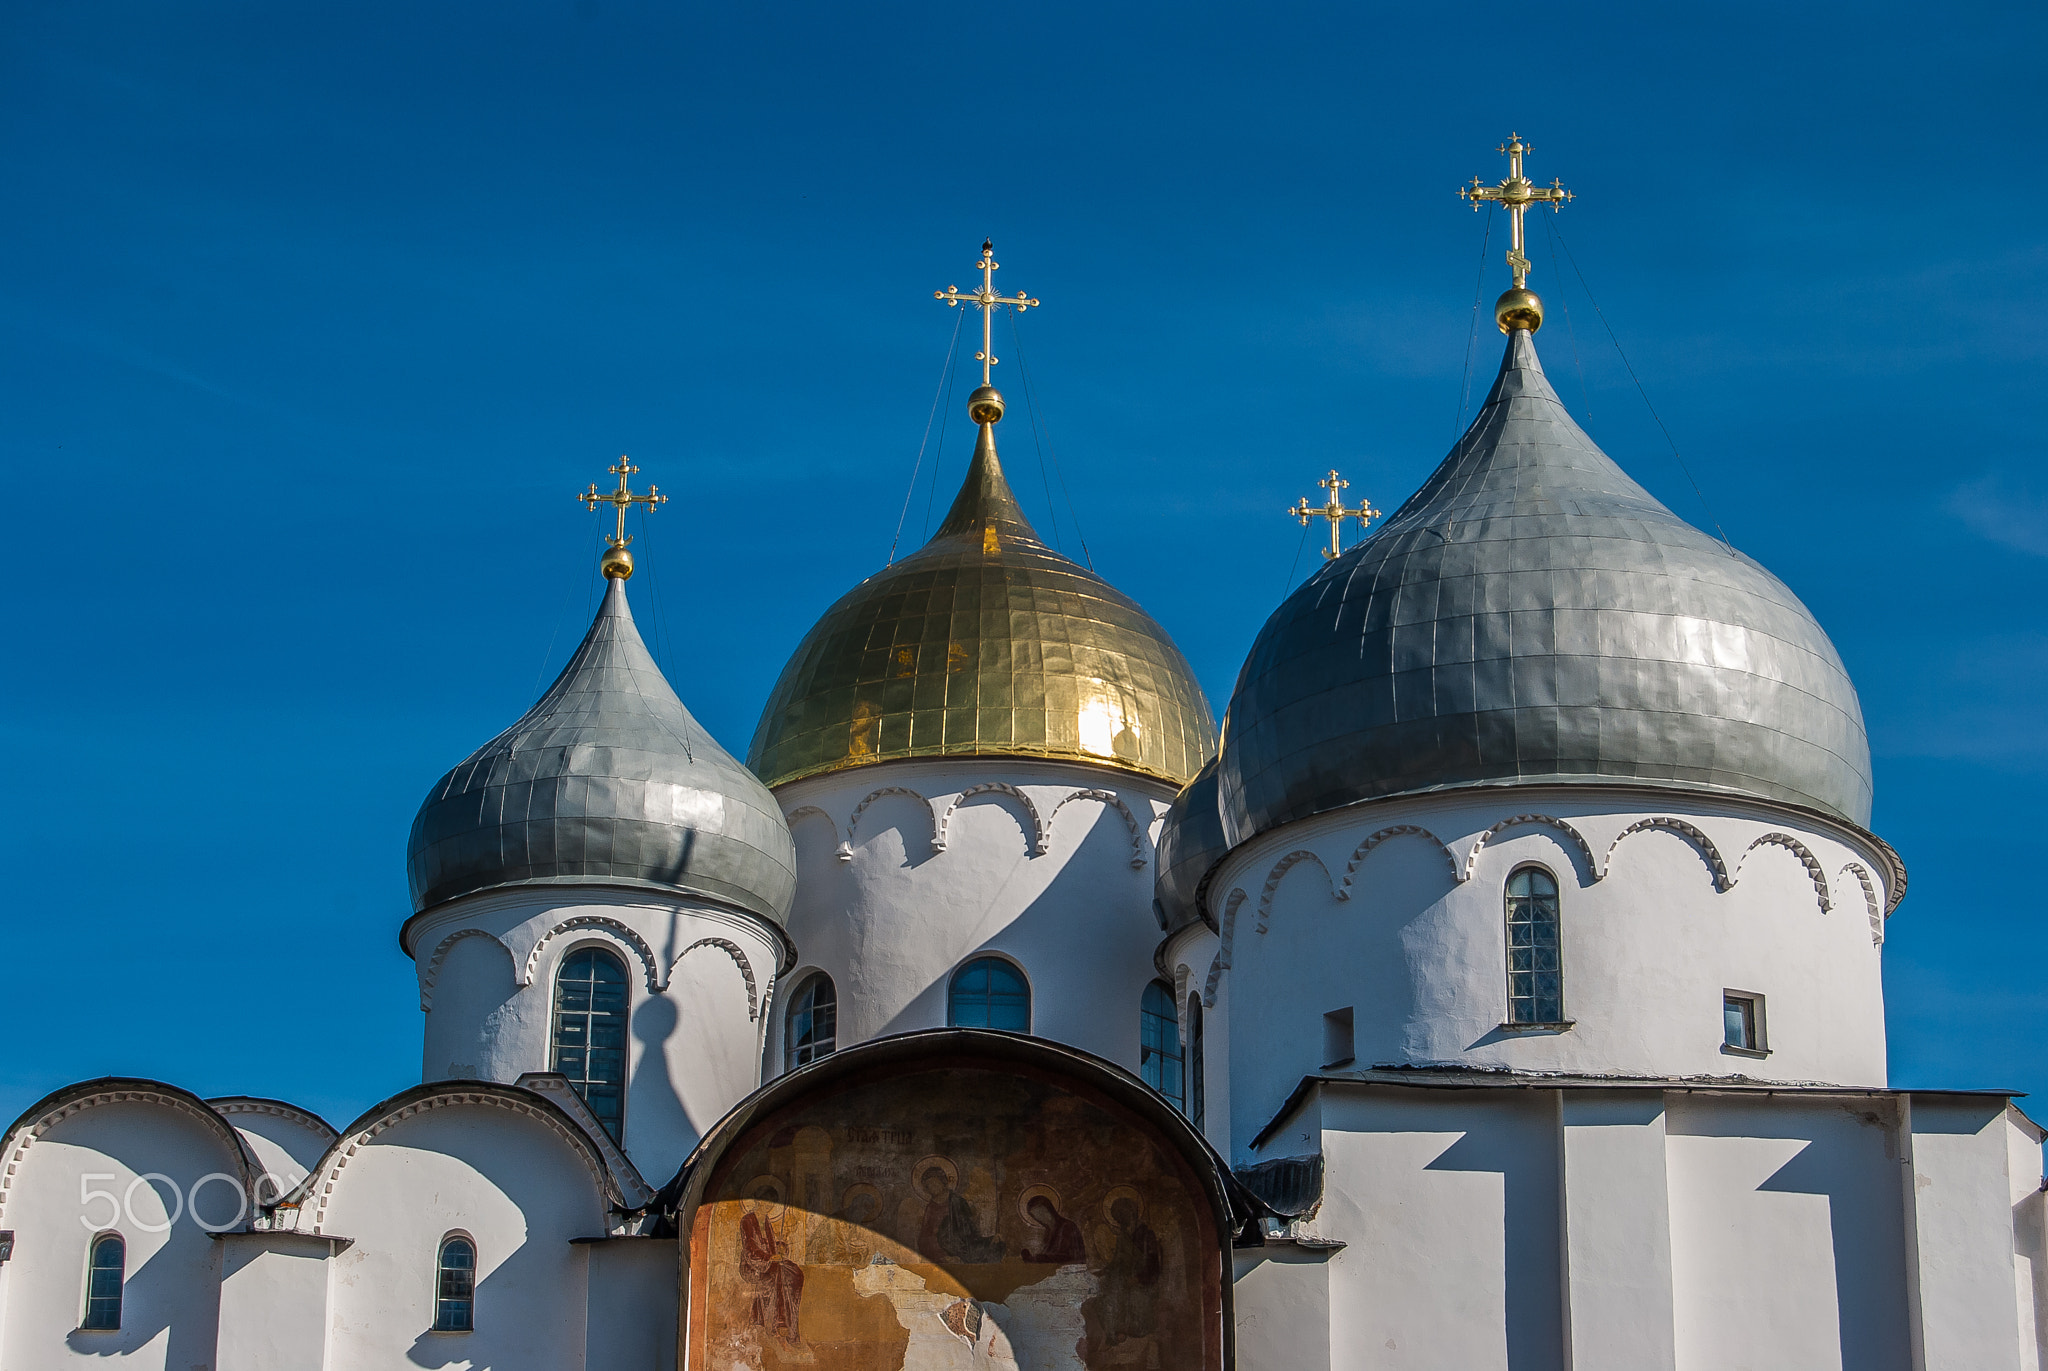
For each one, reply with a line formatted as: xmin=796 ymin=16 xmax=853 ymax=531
xmin=0 ymin=1092 xmax=240 ymax=1370
xmin=208 ymin=1099 xmax=336 ymax=1199
xmin=770 ymin=760 xmax=1176 ymax=1077
xmin=215 ymin=1234 xmax=332 ymax=1371
xmin=1902 ymin=1093 xmax=2036 ymax=1371
xmin=582 ymin=1237 xmax=679 ymax=1369
xmin=2007 ymin=1106 xmax=2048 ymax=1371
xmin=1232 ymin=1245 xmax=1332 ymax=1371
xmin=1212 ymin=788 xmax=1893 ymax=1154
xmin=1665 ymin=1092 xmax=1911 ymax=1371
xmin=311 ymin=1095 xmax=607 ymax=1370
xmin=1311 ymin=1084 xmax=1565 ymax=1371
xmin=1161 ymin=920 xmax=1229 ymax=1157
xmin=1557 ymin=1090 xmax=1678 ymax=1371
xmin=407 ymin=885 xmax=781 ymax=1175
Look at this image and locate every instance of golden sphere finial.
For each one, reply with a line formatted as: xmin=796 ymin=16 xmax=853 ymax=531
xmin=967 ymin=385 xmax=1006 ymax=424
xmin=1494 ymin=287 xmax=1544 ymax=334
xmin=601 ymin=544 xmax=635 ymax=580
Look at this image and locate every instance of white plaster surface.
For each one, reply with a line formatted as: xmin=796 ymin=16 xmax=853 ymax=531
xmin=770 ymin=760 xmax=1176 ymax=1076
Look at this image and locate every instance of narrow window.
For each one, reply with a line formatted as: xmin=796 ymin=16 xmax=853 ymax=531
xmin=433 ymin=1235 xmax=476 ymax=1332
xmin=785 ymin=973 xmax=838 ymax=1072
xmin=1139 ymin=981 xmax=1185 ymax=1109
xmin=552 ymin=946 xmax=628 ymax=1140
xmin=948 ymin=957 xmax=1030 ymax=1032
xmin=1505 ymin=866 xmax=1564 ymax=1024
xmin=82 ymin=1233 xmax=124 ymax=1330
xmin=1322 ymin=1007 xmax=1355 ymax=1066
xmin=1723 ymin=991 xmax=1767 ymax=1055
xmin=1187 ymin=994 xmax=1206 ymax=1130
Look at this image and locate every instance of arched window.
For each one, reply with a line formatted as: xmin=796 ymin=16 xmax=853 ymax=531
xmin=1187 ymin=994 xmax=1205 ymax=1129
xmin=433 ymin=1235 xmax=476 ymax=1332
xmin=1139 ymin=981 xmax=1184 ymax=1109
xmin=947 ymin=957 xmax=1030 ymax=1032
xmin=552 ymin=946 xmax=628 ymax=1140
xmin=1505 ymin=866 xmax=1563 ymax=1024
xmin=81 ymin=1233 xmax=124 ymax=1330
xmin=785 ymin=973 xmax=838 ymax=1072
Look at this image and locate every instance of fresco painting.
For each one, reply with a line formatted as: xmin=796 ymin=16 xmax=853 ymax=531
xmin=688 ymin=1065 xmax=1221 ymax=1371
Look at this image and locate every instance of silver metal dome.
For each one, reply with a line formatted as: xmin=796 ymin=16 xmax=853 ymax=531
xmin=407 ymin=578 xmax=797 ymax=926
xmin=1155 ymin=759 xmax=1227 ymax=936
xmin=1219 ymin=329 xmax=1874 ymax=846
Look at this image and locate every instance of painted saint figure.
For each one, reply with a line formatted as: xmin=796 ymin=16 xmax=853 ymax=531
xmin=740 ymin=1206 xmax=804 ymax=1345
xmin=1022 ymin=1195 xmax=1088 ymax=1264
xmin=1092 ymin=1197 xmax=1162 ymax=1347
xmin=916 ymin=1165 xmax=1007 ymax=1264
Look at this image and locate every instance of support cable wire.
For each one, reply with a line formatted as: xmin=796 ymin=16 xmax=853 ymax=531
xmin=891 ymin=309 xmax=965 ymax=563
xmin=1539 ymin=213 xmax=1595 ymax=429
xmin=1547 ymin=220 xmax=1733 ymax=550
xmin=1456 ymin=205 xmax=1497 ymax=438
xmin=1008 ymin=309 xmax=1094 ymax=570
xmin=636 ymin=501 xmax=692 ymax=760
xmin=1009 ymin=308 xmax=1063 ymax=552
xmin=1282 ymin=518 xmax=1311 ymax=595
xmin=533 ymin=520 xmax=584 ymax=697
xmin=920 ymin=322 xmax=964 ymax=544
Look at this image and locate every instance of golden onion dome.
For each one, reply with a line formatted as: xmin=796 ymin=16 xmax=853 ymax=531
xmin=749 ymin=398 xmax=1216 ymax=789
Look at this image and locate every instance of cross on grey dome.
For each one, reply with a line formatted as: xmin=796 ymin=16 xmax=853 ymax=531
xmin=406 ymin=577 xmax=797 ymax=926
xmin=1216 ymin=328 xmax=1875 ymax=848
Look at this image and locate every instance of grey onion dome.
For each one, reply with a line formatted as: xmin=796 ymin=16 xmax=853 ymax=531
xmin=1155 ymin=759 xmax=1228 ymax=936
xmin=1218 ymin=329 xmax=1874 ymax=847
xmin=407 ymin=578 xmax=797 ymax=926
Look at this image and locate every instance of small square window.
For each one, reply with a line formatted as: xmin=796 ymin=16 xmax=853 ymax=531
xmin=1722 ymin=991 xmax=1767 ymax=1056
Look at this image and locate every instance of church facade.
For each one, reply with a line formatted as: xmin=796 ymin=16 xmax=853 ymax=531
xmin=4 ymin=162 xmax=2044 ymax=1371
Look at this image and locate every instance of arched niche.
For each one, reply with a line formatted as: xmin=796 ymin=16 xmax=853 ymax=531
xmin=670 ymin=1029 xmax=1243 ymax=1371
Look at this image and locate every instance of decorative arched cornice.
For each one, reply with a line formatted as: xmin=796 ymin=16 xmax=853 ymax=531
xmin=522 ymin=916 xmax=663 ymax=992
xmin=209 ymin=1097 xmax=339 ymax=1146
xmin=785 ymin=804 xmax=842 ymax=854
xmin=299 ymin=1085 xmax=616 ymax=1234
xmin=1462 ymin=814 xmax=1597 ymax=884
xmin=1203 ymin=888 xmax=1248 ymax=1009
xmin=1333 ymin=824 xmax=1459 ymax=900
xmin=1838 ymin=862 xmax=1882 ymax=943
xmin=1251 ymin=850 xmax=1336 ymax=936
xmin=672 ymin=938 xmax=761 ymax=1021
xmin=840 ymin=785 xmax=937 ymax=861
xmin=1736 ymin=832 xmax=1832 ymax=913
xmin=1047 ymin=787 xmax=1149 ymax=867
xmin=934 ymin=782 xmax=1047 ymax=855
xmin=1601 ymin=817 xmax=1732 ymax=891
xmin=418 ymin=927 xmax=515 ymax=1011
xmin=0 ymin=1079 xmax=262 ymax=1226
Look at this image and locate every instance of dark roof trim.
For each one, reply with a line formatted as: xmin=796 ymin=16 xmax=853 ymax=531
xmin=2 ymin=1077 xmax=267 ymax=1211
xmin=1248 ymin=1068 xmax=2022 ymax=1152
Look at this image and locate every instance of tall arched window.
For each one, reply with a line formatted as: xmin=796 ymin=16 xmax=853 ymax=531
xmin=1140 ymin=981 xmax=1184 ymax=1109
xmin=1506 ymin=866 xmax=1563 ymax=1024
xmin=948 ymin=957 xmax=1030 ymax=1032
xmin=433 ymin=1235 xmax=476 ymax=1332
xmin=1187 ymin=994 xmax=1205 ymax=1129
xmin=785 ymin=973 xmax=838 ymax=1072
xmin=82 ymin=1233 xmax=124 ymax=1330
xmin=552 ymin=946 xmax=628 ymax=1140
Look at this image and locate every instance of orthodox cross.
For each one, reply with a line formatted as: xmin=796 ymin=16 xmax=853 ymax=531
xmin=1460 ymin=133 xmax=1573 ymax=289
xmin=1289 ymin=470 xmax=1381 ymax=561
xmin=580 ymin=456 xmax=666 ymax=549
xmin=935 ymin=240 xmax=1041 ymax=385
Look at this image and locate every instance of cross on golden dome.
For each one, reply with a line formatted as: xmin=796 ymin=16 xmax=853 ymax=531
xmin=1460 ymin=134 xmax=1573 ymax=331
xmin=579 ymin=456 xmax=667 ymax=580
xmin=1289 ymin=470 xmax=1380 ymax=561
xmin=935 ymin=240 xmax=1041 ymax=388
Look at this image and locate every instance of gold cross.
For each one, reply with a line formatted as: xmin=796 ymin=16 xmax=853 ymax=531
xmin=1460 ymin=133 xmax=1573 ymax=289
xmin=934 ymin=239 xmax=1041 ymax=386
xmin=579 ymin=456 xmax=666 ymax=549
xmin=1289 ymin=470 xmax=1380 ymax=561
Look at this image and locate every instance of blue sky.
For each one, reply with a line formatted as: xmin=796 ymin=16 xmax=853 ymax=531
xmin=1 ymin=1 xmax=2040 ymax=1131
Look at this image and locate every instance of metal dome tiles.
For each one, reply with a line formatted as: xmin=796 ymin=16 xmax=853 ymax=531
xmin=408 ymin=578 xmax=797 ymax=925
xmin=749 ymin=426 xmax=1216 ymax=790
xmin=1155 ymin=759 xmax=1228 ymax=936
xmin=1219 ymin=328 xmax=1874 ymax=847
